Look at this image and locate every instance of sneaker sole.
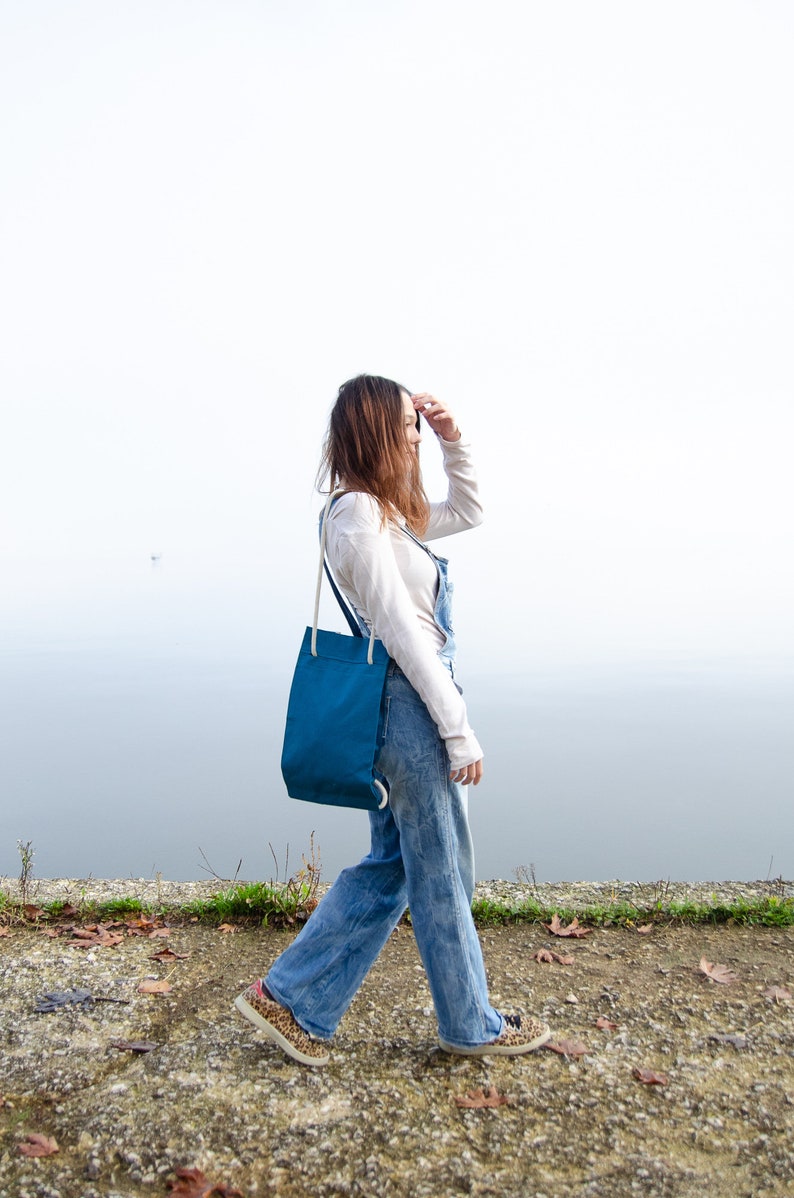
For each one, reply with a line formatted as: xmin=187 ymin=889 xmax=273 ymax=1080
xmin=233 ymin=993 xmax=330 ymax=1067
xmin=439 ymin=1022 xmax=552 ymax=1056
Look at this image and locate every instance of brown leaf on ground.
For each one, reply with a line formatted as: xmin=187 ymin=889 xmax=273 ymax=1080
xmin=217 ymin=924 xmax=238 ymax=934
xmin=543 ymin=914 xmax=591 ymax=938
xmin=763 ymin=985 xmax=791 ymax=1002
xmin=111 ymin=1039 xmax=158 ymax=1053
xmin=454 ymin=1086 xmax=510 ymax=1109
xmin=125 ymin=916 xmax=168 ymax=937
xmin=534 ymin=948 xmax=574 ymax=965
xmin=69 ymin=925 xmax=124 ymax=948
xmin=18 ymin=1133 xmax=59 ymax=1157
xmin=147 ymin=926 xmax=172 ymax=938
xmin=543 ymin=1039 xmax=588 ymax=1058
xmin=596 ymin=1016 xmax=618 ymax=1031
xmin=151 ymin=947 xmax=190 ymax=962
xmin=0 ymin=927 xmax=10 ymax=938
xmin=633 ymin=1067 xmax=668 ymax=1085
xmin=637 ymin=924 xmax=654 ymax=935
xmin=22 ymin=905 xmax=45 ymax=921
xmin=138 ymin=979 xmax=172 ymax=995
xmin=699 ymin=956 xmax=737 ymax=985
xmin=166 ymin=1166 xmax=244 ymax=1196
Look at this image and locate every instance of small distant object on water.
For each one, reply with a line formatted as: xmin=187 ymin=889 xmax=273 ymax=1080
xmin=150 ymin=553 xmax=162 ymax=565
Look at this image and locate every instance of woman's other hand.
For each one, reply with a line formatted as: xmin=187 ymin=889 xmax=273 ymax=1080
xmin=450 ymin=759 xmax=483 ymax=786
xmin=413 ymin=393 xmax=461 ymax=443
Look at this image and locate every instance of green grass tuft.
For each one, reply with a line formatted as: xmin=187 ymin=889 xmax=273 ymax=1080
xmin=183 ymin=878 xmax=320 ymax=926
xmin=95 ymin=897 xmax=148 ymax=917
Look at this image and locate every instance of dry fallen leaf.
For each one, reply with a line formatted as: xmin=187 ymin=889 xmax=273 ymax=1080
xmin=544 ymin=1039 xmax=588 ymax=1058
xmin=217 ymin=924 xmax=238 ymax=934
xmin=138 ymin=979 xmax=172 ymax=995
xmin=35 ymin=988 xmax=93 ymax=1013
xmin=454 ymin=1086 xmax=510 ymax=1109
xmin=636 ymin=924 xmax=654 ymax=935
xmin=111 ymin=1039 xmax=158 ymax=1053
xmin=18 ymin=1133 xmax=59 ymax=1158
xmin=543 ymin=914 xmax=591 ymax=939
xmin=0 ymin=927 xmax=11 ymax=938
xmin=125 ymin=915 xmax=170 ymax=937
xmin=151 ymin=947 xmax=190 ymax=962
xmin=534 ymin=948 xmax=575 ymax=965
xmin=699 ymin=956 xmax=737 ymax=985
xmin=69 ymin=924 xmax=124 ymax=949
xmin=763 ymin=985 xmax=791 ymax=1002
xmin=633 ymin=1067 xmax=668 ymax=1086
xmin=166 ymin=1166 xmax=244 ymax=1196
xmin=596 ymin=1016 xmax=618 ymax=1031
xmin=22 ymin=905 xmax=45 ymax=921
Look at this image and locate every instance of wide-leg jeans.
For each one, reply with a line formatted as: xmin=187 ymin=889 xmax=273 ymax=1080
xmin=265 ymin=664 xmax=503 ymax=1049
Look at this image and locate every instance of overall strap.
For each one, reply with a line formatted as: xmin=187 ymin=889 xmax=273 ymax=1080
xmin=399 ymin=520 xmax=447 ymax=570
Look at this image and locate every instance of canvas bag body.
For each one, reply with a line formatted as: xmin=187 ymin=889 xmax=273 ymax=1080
xmin=280 ymin=491 xmax=391 ymax=811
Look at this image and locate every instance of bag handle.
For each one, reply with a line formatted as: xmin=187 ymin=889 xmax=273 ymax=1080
xmin=313 ymin=491 xmax=379 ymax=665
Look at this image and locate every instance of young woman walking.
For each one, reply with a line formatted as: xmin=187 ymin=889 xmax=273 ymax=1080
xmin=235 ymin=374 xmax=550 ymax=1065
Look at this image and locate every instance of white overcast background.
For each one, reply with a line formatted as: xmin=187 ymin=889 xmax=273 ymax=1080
xmin=1 ymin=1 xmax=792 ymax=880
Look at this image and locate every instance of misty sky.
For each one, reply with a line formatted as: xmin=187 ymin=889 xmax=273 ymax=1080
xmin=2 ymin=0 xmax=793 ymax=678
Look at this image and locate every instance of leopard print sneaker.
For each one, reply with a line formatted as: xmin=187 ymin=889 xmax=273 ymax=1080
xmin=234 ymin=980 xmax=330 ymax=1066
xmin=439 ymin=1012 xmax=551 ymax=1056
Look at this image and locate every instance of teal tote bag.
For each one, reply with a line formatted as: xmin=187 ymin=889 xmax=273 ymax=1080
xmin=280 ymin=491 xmax=391 ymax=811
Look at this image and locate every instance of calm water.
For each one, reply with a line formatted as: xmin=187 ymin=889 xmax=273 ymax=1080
xmin=2 ymin=644 xmax=791 ymax=885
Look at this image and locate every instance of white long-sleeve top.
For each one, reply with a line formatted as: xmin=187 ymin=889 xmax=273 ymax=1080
xmin=324 ymin=434 xmax=484 ymax=769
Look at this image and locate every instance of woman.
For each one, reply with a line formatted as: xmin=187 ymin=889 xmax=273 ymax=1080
xmin=235 ymin=374 xmax=550 ymax=1065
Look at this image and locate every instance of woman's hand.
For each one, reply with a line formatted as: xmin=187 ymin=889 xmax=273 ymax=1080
xmin=412 ymin=393 xmax=461 ymax=443
xmin=450 ymin=759 xmax=484 ymax=786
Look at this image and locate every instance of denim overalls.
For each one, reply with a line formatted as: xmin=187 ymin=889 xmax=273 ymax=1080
xmin=265 ymin=522 xmax=503 ymax=1050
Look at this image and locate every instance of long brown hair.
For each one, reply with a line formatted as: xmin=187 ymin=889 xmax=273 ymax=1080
xmin=318 ymin=374 xmax=430 ymax=535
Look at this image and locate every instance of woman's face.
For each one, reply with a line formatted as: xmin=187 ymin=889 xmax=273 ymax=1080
xmin=401 ymin=390 xmax=421 ymax=455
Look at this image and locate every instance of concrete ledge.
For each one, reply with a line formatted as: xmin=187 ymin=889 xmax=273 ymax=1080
xmin=3 ymin=875 xmax=791 ymax=912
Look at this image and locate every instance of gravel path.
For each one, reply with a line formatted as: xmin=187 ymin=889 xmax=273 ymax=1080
xmin=1 ymin=880 xmax=793 ymax=1198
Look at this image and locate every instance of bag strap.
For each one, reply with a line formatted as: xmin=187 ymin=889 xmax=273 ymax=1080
xmin=318 ymin=491 xmax=361 ymax=637
xmin=313 ymin=490 xmax=378 ymax=665
xmin=322 ymin=561 xmax=364 ymax=639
